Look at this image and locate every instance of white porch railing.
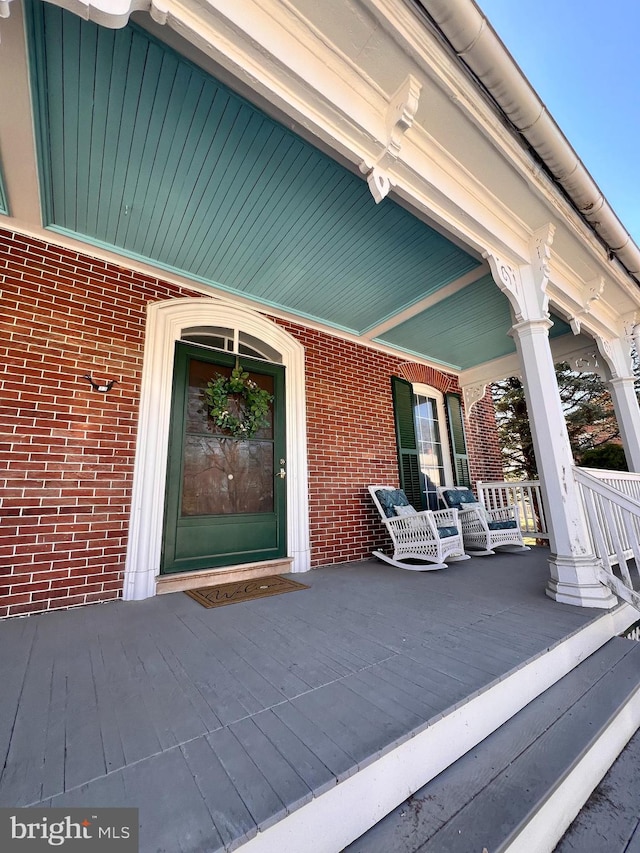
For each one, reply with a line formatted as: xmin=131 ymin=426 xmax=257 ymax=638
xmin=476 ymin=480 xmax=549 ymax=539
xmin=478 ymin=470 xmax=640 ymax=611
xmin=574 ymin=467 xmax=640 ymax=611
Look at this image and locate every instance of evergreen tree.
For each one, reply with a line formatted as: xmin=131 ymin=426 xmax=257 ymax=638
xmin=492 ymin=376 xmax=536 ymax=480
xmin=492 ymin=362 xmax=621 ymax=479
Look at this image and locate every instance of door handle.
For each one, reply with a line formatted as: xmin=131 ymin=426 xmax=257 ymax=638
xmin=278 ymin=468 xmax=286 ymax=479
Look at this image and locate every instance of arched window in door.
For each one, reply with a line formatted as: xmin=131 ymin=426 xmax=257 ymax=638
xmin=181 ymin=326 xmax=282 ymax=362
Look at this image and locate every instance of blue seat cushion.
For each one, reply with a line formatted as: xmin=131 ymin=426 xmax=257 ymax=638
xmin=376 ymin=488 xmax=411 ymax=518
xmin=487 ymin=520 xmax=518 ymax=530
xmin=437 ymin=525 xmax=459 ymax=538
xmin=441 ymin=488 xmax=478 ymax=508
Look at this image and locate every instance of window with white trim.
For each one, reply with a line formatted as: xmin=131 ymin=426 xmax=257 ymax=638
xmin=391 ymin=376 xmax=469 ymax=512
xmin=412 ymin=385 xmax=454 ymax=509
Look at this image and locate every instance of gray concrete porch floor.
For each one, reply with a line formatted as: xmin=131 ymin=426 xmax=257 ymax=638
xmin=0 ymin=548 xmax=607 ymax=852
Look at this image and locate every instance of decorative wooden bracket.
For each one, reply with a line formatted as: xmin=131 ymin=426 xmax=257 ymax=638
xmin=462 ymin=382 xmax=489 ymax=416
xmin=622 ymin=312 xmax=639 ymax=350
xmin=569 ymin=277 xmax=605 ymax=335
xmin=484 ymin=225 xmax=555 ymax=324
xmin=360 ymin=75 xmax=422 ymax=204
xmin=594 ymin=312 xmax=639 ymax=380
xmin=483 ymin=252 xmax=525 ymax=323
xmin=530 ymin=223 xmax=555 ymax=318
xmin=570 ymin=351 xmax=604 ymax=376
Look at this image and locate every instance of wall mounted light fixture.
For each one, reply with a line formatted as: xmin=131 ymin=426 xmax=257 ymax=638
xmin=83 ymin=374 xmax=118 ymax=393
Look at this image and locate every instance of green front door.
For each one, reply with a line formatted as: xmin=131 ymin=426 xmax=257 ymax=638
xmin=161 ymin=342 xmax=287 ymax=574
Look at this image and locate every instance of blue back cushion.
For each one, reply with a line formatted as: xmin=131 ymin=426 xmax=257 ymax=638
xmin=487 ymin=520 xmax=518 ymax=530
xmin=437 ymin=525 xmax=459 ymax=538
xmin=376 ymin=489 xmax=410 ymax=518
xmin=441 ymin=488 xmax=477 ymax=508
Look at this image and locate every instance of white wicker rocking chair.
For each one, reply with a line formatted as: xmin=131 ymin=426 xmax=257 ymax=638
xmin=368 ymin=485 xmax=469 ymax=571
xmin=437 ymin=486 xmax=530 ymax=556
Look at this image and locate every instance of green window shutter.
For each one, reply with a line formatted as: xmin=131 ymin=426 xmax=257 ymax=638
xmin=391 ymin=376 xmax=425 ymax=510
xmin=445 ymin=393 xmax=471 ymax=487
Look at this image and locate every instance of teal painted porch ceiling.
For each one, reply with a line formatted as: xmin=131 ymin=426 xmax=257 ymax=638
xmin=26 ymin=4 xmax=566 ymax=370
xmin=376 ymin=274 xmax=572 ymax=370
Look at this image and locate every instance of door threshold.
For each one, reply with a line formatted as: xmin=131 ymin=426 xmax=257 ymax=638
xmin=155 ymin=558 xmax=295 ymax=595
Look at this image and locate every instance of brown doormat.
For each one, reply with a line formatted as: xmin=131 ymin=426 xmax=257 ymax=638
xmin=185 ymin=575 xmax=309 ymax=608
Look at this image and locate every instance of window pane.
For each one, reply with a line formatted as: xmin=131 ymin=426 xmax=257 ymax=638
xmin=181 ymin=326 xmax=233 ymax=353
xmin=181 ymin=359 xmax=275 ymax=516
xmin=181 ymin=437 xmax=274 ymax=515
xmin=414 ymin=393 xmax=446 ymax=510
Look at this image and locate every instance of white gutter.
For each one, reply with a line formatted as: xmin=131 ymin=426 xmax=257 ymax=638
xmin=416 ymin=0 xmax=640 ymax=282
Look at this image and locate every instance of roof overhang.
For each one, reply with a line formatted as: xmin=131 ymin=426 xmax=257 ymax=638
xmin=0 ymin=0 xmax=637 ymax=378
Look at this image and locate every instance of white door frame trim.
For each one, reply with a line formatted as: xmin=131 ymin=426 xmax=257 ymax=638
xmin=123 ymin=297 xmax=310 ymax=600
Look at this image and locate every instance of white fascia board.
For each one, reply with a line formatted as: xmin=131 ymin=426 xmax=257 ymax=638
xmin=389 ymin=137 xmax=531 ymax=262
xmin=547 ymin=255 xmax=638 ymax=341
xmin=460 ymin=352 xmax=521 ymax=390
xmin=363 ymin=0 xmax=640 ymax=295
xmin=548 ymin=229 xmax=640 ymax=319
xmin=149 ymin=0 xmax=389 ymax=162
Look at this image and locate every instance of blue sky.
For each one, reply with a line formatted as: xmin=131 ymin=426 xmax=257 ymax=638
xmin=477 ymin=0 xmax=640 ymax=243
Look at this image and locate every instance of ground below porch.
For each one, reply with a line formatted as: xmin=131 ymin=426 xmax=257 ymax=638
xmin=0 ymin=549 xmax=635 ymax=852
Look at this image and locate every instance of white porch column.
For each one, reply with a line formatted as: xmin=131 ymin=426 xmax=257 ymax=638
xmin=609 ymin=375 xmax=640 ymax=472
xmin=485 ymin=228 xmax=617 ymax=609
xmin=594 ymin=330 xmax=640 ymax=473
xmin=510 ymin=318 xmax=614 ymax=607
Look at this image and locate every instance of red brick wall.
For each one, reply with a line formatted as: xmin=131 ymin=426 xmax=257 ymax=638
xmin=466 ymin=391 xmax=504 ymax=485
xmin=275 ymin=322 xmax=406 ymax=567
xmin=0 ymin=227 xmax=504 ymax=616
xmin=0 ymin=229 xmax=195 ymax=618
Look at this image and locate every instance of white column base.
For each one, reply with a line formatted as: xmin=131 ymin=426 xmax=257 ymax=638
xmin=545 ymin=554 xmax=618 ymax=609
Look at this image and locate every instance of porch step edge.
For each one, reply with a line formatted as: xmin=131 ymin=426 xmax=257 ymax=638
xmin=346 ymin=637 xmax=640 ymax=853
xmin=503 ymin=675 xmax=640 ymax=853
xmin=233 ymin=602 xmax=639 ymax=853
